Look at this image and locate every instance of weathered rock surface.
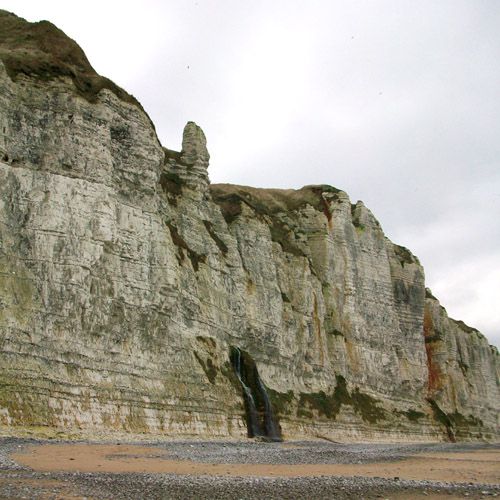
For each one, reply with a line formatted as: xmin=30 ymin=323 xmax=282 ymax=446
xmin=0 ymin=10 xmax=498 ymax=441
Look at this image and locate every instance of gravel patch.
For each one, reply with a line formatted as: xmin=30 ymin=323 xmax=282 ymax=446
xmin=141 ymin=439 xmax=500 ymax=465
xmin=1 ymin=437 xmax=499 ymax=499
xmin=67 ymin=472 xmax=500 ymax=500
xmin=0 ymin=437 xmax=35 ymax=471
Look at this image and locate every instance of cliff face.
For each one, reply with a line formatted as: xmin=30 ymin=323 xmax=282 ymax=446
xmin=0 ymin=10 xmax=498 ymax=441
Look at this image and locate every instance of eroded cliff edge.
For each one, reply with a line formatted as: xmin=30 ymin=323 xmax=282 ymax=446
xmin=0 ymin=10 xmax=498 ymax=441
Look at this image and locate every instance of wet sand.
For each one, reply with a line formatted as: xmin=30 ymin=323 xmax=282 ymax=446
xmin=11 ymin=443 xmax=500 ymax=484
xmin=2 ymin=439 xmax=499 ymax=499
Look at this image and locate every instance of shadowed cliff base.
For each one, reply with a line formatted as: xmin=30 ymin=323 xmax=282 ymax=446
xmin=0 ymin=9 xmax=498 ymax=443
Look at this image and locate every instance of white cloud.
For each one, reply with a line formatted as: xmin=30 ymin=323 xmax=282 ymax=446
xmin=430 ymin=255 xmax=500 ymax=346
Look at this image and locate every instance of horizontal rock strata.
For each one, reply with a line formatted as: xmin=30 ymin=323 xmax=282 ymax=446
xmin=0 ymin=10 xmax=498 ymax=441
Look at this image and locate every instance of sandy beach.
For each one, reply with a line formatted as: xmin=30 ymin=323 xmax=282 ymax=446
xmin=1 ymin=438 xmax=499 ymax=499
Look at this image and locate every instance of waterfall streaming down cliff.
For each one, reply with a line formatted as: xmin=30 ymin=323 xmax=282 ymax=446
xmin=255 ymin=373 xmax=281 ymax=439
xmin=231 ymin=347 xmax=262 ymax=437
xmin=230 ymin=347 xmax=282 ymax=441
xmin=0 ymin=9 xmax=497 ymax=441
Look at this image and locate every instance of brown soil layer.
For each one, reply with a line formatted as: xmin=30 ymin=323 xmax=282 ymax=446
xmin=12 ymin=443 xmax=500 ymax=484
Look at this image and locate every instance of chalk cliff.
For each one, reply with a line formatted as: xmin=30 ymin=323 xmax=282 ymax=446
xmin=0 ymin=10 xmax=498 ymax=441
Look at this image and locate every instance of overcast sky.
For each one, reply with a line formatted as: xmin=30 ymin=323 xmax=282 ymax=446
xmin=3 ymin=0 xmax=500 ymax=347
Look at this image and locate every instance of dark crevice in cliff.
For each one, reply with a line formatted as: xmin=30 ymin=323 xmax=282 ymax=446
xmin=193 ymin=352 xmax=217 ymax=384
xmin=350 ymin=203 xmax=366 ymax=232
xmin=230 ymin=347 xmax=282 ymax=441
xmin=159 ymin=170 xmax=185 ymax=206
xmin=427 ymin=398 xmax=456 ymax=442
xmin=203 ymin=220 xmax=228 ymax=255
xmin=427 ymin=398 xmax=485 ymax=442
xmin=0 ymin=7 xmax=498 ymax=441
xmin=166 ymin=222 xmax=206 ymax=271
xmin=163 ymin=147 xmax=183 ymax=163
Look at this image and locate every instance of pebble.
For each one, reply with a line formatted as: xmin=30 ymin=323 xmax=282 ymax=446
xmin=0 ymin=438 xmax=498 ymax=499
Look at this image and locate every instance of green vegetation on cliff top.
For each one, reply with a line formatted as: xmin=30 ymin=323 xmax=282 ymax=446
xmin=0 ymin=10 xmax=142 ymax=108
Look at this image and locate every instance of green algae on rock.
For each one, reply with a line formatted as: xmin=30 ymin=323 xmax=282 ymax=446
xmin=0 ymin=9 xmax=498 ymax=442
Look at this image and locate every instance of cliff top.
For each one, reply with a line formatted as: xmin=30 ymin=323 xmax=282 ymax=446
xmin=0 ymin=10 xmax=140 ymax=107
xmin=210 ymin=183 xmax=343 ymax=224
